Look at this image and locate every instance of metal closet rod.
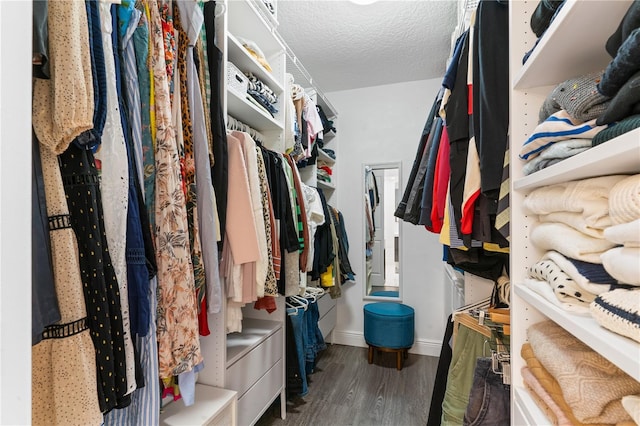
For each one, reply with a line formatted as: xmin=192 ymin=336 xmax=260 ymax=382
xmin=274 ymin=32 xmax=339 ymax=118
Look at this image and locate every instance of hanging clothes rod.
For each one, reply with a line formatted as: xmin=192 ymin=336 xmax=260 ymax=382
xmin=274 ymin=33 xmax=339 ymax=119
xmin=227 ymin=115 xmax=266 ymax=143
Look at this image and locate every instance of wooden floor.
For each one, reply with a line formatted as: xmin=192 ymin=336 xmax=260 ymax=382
xmin=256 ymin=344 xmax=439 ymax=426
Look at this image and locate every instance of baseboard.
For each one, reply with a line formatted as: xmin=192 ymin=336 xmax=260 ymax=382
xmin=331 ymin=330 xmax=442 ymax=357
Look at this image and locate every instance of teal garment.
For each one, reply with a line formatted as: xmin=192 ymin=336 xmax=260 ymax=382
xmin=441 ymin=323 xmax=488 ymax=426
xmin=132 ymin=4 xmax=155 ymax=230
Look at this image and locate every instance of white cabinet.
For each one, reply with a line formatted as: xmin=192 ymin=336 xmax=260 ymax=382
xmin=316 ymin=292 xmax=338 ymax=341
xmin=509 ymin=1 xmax=640 ymax=423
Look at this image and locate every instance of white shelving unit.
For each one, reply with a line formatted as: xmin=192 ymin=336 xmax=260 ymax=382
xmin=198 ymin=2 xmax=287 ymax=424
xmin=509 ymin=1 xmax=640 ymax=423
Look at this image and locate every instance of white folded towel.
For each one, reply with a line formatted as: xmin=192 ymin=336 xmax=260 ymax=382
xmin=601 ymin=247 xmax=640 ymax=286
xmin=523 ymin=175 xmax=627 ymax=229
xmin=609 ymin=175 xmax=640 ymax=225
xmin=531 ymin=223 xmax=617 ymax=263
xmin=604 ymin=219 xmax=640 ymax=247
xmin=543 ymin=251 xmax=618 ymax=295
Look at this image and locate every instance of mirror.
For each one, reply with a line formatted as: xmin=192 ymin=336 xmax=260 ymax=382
xmin=363 ymin=162 xmax=402 ymax=301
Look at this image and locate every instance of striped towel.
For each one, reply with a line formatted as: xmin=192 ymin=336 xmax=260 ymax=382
xmin=520 ymin=110 xmax=607 ymax=160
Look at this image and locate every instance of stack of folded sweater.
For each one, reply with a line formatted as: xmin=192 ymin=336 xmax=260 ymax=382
xmin=590 ymin=175 xmax=640 ymax=343
xmin=519 ymin=72 xmax=610 ymax=175
xmin=521 ymin=2 xmax=640 ymax=174
xmin=522 ymin=174 xmax=640 ymax=343
xmin=522 ymin=321 xmax=640 ymax=425
xmin=245 ymin=72 xmax=278 ymax=117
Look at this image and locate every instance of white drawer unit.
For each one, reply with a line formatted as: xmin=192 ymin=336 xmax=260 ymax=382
xmin=317 ymin=293 xmax=337 ymax=341
xmin=237 ymin=358 xmax=284 ymax=426
xmin=226 ymin=326 xmax=283 ymax=397
xmin=160 ymin=384 xmax=237 ymax=426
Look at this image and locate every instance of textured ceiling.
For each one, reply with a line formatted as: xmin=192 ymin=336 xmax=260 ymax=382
xmin=276 ymin=0 xmax=458 ymax=93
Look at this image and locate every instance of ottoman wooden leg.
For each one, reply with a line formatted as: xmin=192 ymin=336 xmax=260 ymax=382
xmin=396 ymin=350 xmax=403 ymax=370
xmin=404 ymin=348 xmax=409 ymax=359
xmin=368 ymin=345 xmax=374 ymax=364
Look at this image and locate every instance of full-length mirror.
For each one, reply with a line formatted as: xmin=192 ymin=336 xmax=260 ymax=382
xmin=363 ymin=163 xmax=402 ymax=300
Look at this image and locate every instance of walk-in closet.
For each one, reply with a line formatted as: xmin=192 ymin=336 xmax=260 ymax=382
xmin=2 ymin=0 xmax=640 ymax=425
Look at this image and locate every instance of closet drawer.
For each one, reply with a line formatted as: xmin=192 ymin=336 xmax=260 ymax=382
xmin=237 ymin=358 xmax=283 ymax=426
xmin=226 ymin=327 xmax=283 ymax=397
xmin=317 ymin=292 xmax=336 ymax=317
xmin=318 ymin=305 xmax=337 ymax=340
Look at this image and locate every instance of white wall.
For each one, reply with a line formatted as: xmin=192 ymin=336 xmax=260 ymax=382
xmin=328 ymin=78 xmax=446 ymax=357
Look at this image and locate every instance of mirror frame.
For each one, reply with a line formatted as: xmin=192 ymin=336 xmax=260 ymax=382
xmin=362 ymin=161 xmax=403 ymax=302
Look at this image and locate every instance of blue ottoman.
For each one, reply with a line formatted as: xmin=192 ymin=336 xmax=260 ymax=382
xmin=370 ymin=290 xmax=400 ymax=298
xmin=363 ymin=302 xmax=415 ymax=370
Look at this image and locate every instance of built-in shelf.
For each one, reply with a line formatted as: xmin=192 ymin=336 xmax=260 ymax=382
xmin=317 ymin=148 xmax=335 ymax=166
xmin=513 ymin=129 xmax=640 ymax=191
xmin=515 ymin=284 xmax=640 ymax=381
xmin=513 ymin=386 xmax=550 ymax=426
xmin=226 ymin=0 xmax=283 ymax=59
xmin=226 ymin=318 xmax=282 ymax=368
xmin=227 ymin=33 xmax=283 ymax=94
xmin=249 ymin=0 xmax=278 ymax=29
xmin=513 ymin=0 xmax=632 ymax=89
xmin=160 ymin=384 xmax=237 ymax=426
xmin=227 ymin=89 xmax=283 ymax=132
xmin=323 ymin=131 xmax=336 ymax=144
xmin=317 ymin=180 xmax=335 ymax=191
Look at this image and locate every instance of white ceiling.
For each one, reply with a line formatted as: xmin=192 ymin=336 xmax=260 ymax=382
xmin=276 ymin=0 xmax=459 ymax=93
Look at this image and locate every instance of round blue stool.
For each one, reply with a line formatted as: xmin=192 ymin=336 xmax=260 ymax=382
xmin=363 ymin=302 xmax=415 ymax=370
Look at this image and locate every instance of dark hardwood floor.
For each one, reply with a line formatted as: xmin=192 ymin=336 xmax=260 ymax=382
xmin=256 ymin=344 xmax=439 ymax=426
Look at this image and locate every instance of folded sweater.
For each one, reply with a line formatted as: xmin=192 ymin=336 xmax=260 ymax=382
xmin=609 ymin=175 xmax=640 ymax=225
xmin=522 ymin=138 xmax=591 ymax=176
xmin=531 ymin=222 xmax=617 ymax=263
xmin=527 ymin=321 xmax=640 ymax=424
xmin=590 ymin=288 xmax=640 ymax=343
xmin=601 ymin=247 xmax=640 ymax=286
xmin=544 ymin=250 xmax=619 ymax=295
xmin=523 ymin=174 xmax=626 ymax=229
xmin=521 ymin=342 xmax=637 ymax=426
xmin=604 ymin=219 xmax=640 ymax=247
xmin=520 ymin=111 xmax=607 ymax=160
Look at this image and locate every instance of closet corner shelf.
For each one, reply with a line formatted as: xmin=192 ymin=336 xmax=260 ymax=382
xmin=227 ymin=89 xmax=284 ymax=132
xmin=226 ymin=0 xmax=283 ymax=56
xmin=514 ymin=284 xmax=640 ymax=381
xmin=513 ymin=386 xmax=549 ymax=426
xmin=513 ymin=129 xmax=640 ymax=191
xmin=226 ymin=318 xmax=282 ymax=368
xmin=317 ymin=148 xmax=336 ymax=166
xmin=323 ymin=131 xmax=336 ymax=143
xmin=317 ymin=180 xmax=335 ymax=191
xmin=249 ymin=0 xmax=278 ymax=29
xmin=160 ymin=384 xmax=236 ymax=426
xmin=227 ymin=33 xmax=284 ymax=94
xmin=512 ymin=0 xmax=632 ymax=90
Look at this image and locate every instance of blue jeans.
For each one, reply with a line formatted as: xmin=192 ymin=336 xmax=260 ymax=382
xmin=287 ymin=307 xmax=308 ymax=396
xmin=463 ymin=357 xmax=510 ymax=426
xmin=304 ymin=300 xmax=326 ymax=375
